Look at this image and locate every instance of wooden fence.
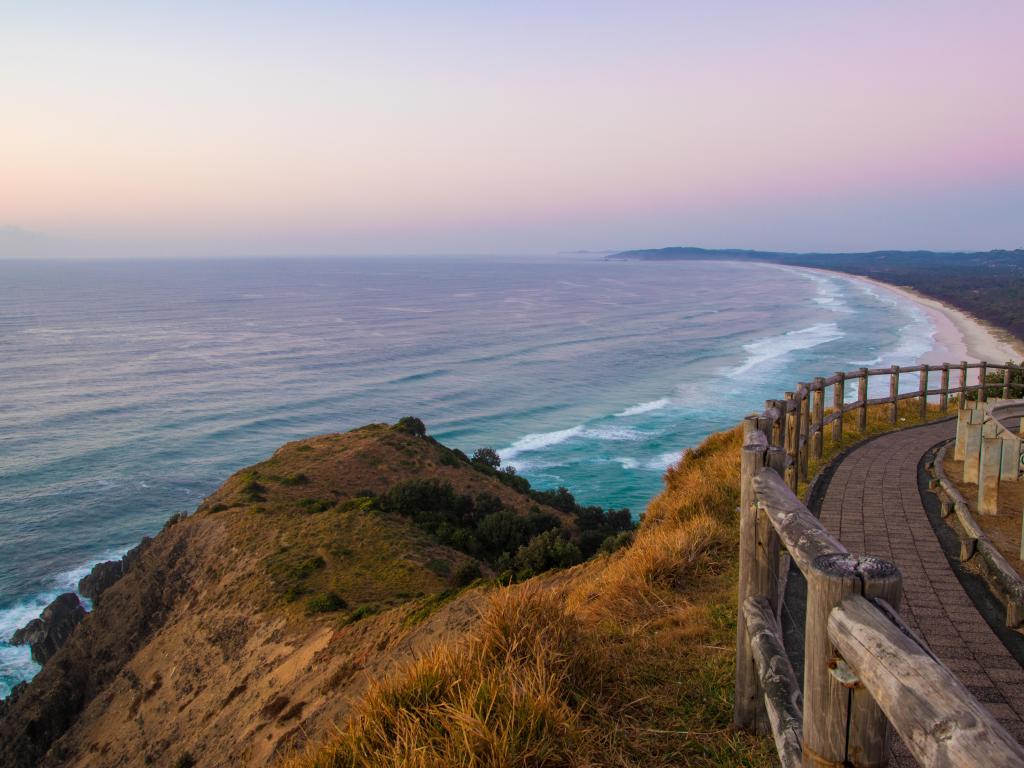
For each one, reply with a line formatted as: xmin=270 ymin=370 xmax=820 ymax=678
xmin=735 ymin=361 xmax=1024 ymax=767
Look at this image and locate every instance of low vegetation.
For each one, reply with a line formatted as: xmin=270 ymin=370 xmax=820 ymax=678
xmin=284 ymin=425 xmax=775 ymax=767
xmin=282 ymin=398 xmax=964 ymax=767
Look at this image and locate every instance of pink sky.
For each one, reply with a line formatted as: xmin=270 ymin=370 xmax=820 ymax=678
xmin=2 ymin=2 xmax=1022 ymax=256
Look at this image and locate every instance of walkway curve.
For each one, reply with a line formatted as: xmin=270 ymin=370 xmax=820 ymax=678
xmin=815 ymin=419 xmax=1024 ymax=765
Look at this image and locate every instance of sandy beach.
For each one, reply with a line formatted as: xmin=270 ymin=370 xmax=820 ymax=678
xmin=812 ymin=268 xmax=1024 ymax=366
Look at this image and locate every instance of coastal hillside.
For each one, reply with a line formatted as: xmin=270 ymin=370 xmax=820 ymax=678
xmin=0 ymin=421 xmax=772 ymax=767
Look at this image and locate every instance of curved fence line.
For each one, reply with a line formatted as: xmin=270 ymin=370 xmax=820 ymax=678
xmin=768 ymin=360 xmax=1021 ymax=493
xmin=734 ymin=360 xmax=1024 ymax=767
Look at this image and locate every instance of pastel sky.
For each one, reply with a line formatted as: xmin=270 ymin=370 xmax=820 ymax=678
xmin=2 ymin=2 xmax=1023 ymax=256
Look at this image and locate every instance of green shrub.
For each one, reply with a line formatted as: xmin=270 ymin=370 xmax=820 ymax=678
xmin=510 ymin=529 xmax=581 ymax=578
xmin=345 ymin=605 xmax=379 ymax=625
xmin=174 ymin=754 xmax=196 ymax=768
xmin=477 ymin=510 xmax=529 ymax=557
xmin=599 ymin=530 xmax=634 ymax=555
xmin=266 ymin=551 xmax=326 ymax=600
xmin=280 ymin=472 xmax=309 ymax=486
xmin=426 ymin=558 xmax=451 ymax=577
xmin=451 ymin=561 xmax=483 ymax=587
xmin=338 ymin=496 xmax=376 ymax=514
xmin=393 ymin=416 xmax=427 ymax=437
xmin=209 ymin=503 xmax=228 ymax=513
xmin=298 ymin=498 xmax=332 ymax=514
xmin=306 ymin=592 xmax=348 ymax=614
xmin=240 ymin=475 xmax=266 ymax=502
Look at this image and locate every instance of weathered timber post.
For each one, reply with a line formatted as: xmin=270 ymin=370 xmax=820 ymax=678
xmin=960 ymin=360 xmax=969 ymax=409
xmin=939 ymin=363 xmax=950 ymax=412
xmin=765 ymin=400 xmax=780 ymax=448
xmin=1020 ymin=504 xmax=1024 ymax=561
xmin=857 ymin=367 xmax=868 ymax=433
xmin=799 ymin=388 xmax=811 ymax=482
xmin=784 ymin=392 xmax=799 ymax=492
xmin=735 ymin=419 xmax=769 ymax=731
xmin=979 ymin=436 xmax=1002 ymax=514
xmin=771 ymin=399 xmax=787 ymax=448
xmin=918 ymin=366 xmax=928 ymax=420
xmin=812 ymin=378 xmax=825 ymax=459
xmin=803 ymin=554 xmax=901 ymax=767
xmin=889 ymin=365 xmax=900 ymax=424
xmin=955 ymin=406 xmax=970 ymax=461
xmin=979 ymin=361 xmax=988 ymax=403
xmin=1005 ymin=367 xmax=1013 ymax=400
xmin=1001 ymin=436 xmax=1021 ymax=482
xmin=832 ymin=371 xmax=845 ymax=445
xmin=963 ymin=415 xmax=984 ymax=484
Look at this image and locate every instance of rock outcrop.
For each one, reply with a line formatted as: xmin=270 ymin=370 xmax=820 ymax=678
xmin=77 ymin=538 xmax=150 ymax=605
xmin=9 ymin=593 xmax=86 ymax=666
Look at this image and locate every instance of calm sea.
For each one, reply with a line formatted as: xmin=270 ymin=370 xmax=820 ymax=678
xmin=0 ymin=255 xmax=934 ymax=694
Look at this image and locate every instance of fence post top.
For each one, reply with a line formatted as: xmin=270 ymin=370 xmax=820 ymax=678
xmin=811 ymin=553 xmax=900 ymax=581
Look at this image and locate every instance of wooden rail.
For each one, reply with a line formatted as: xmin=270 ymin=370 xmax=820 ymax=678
xmin=762 ymin=361 xmax=1024 ymax=494
xmin=734 ymin=360 xmax=1024 ymax=767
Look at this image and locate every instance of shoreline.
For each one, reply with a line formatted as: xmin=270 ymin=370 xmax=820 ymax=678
xmin=805 ymin=267 xmax=1024 ymax=366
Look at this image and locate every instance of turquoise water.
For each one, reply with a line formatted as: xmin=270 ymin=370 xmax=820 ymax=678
xmin=0 ymin=255 xmax=933 ymax=695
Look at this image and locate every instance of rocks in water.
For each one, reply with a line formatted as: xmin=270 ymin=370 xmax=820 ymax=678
xmin=9 ymin=593 xmax=85 ymax=666
xmin=9 ymin=619 xmax=45 ymax=648
xmin=78 ymin=561 xmax=123 ymax=603
xmin=78 ymin=537 xmax=151 ymax=605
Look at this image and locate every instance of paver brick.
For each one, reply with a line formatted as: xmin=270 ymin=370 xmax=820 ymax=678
xmin=814 ymin=420 xmax=1024 ymax=760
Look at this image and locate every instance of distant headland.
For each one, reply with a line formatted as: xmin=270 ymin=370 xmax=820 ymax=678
xmin=611 ymin=246 xmax=1024 ymax=346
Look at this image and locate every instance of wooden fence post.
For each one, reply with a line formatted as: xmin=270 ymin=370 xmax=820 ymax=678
xmin=963 ymin=415 xmax=983 ymax=484
xmin=858 ymin=368 xmax=868 ymax=433
xmin=1001 ymin=436 xmax=1020 ymax=482
xmin=812 ymin=378 xmax=825 ymax=459
xmin=803 ymin=554 xmax=901 ymax=767
xmin=784 ymin=392 xmax=798 ymax=492
xmin=940 ymin=363 xmax=950 ymax=412
xmin=832 ymin=372 xmax=845 ymax=445
xmin=1004 ymin=367 xmax=1012 ymax=400
xmin=955 ymin=406 xmax=971 ymax=461
xmin=735 ymin=419 xmax=769 ymax=731
xmin=918 ymin=366 xmax=928 ymax=420
xmin=799 ymin=389 xmax=811 ymax=482
xmin=979 ymin=361 xmax=988 ymax=403
xmin=889 ymin=365 xmax=900 ymax=424
xmin=979 ymin=436 xmax=1001 ymax=514
xmin=960 ymin=360 xmax=969 ymax=409
xmin=843 ymin=565 xmax=904 ymax=767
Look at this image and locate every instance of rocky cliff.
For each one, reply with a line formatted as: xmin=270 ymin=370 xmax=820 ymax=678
xmin=0 ymin=422 xmax=603 ymax=767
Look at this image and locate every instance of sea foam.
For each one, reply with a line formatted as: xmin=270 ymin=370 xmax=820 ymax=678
xmin=615 ymin=398 xmax=672 ymax=417
xmin=729 ymin=322 xmax=844 ymax=378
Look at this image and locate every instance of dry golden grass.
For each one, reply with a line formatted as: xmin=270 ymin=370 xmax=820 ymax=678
xmin=281 ymin=397 xmax=959 ymax=768
xmin=283 ymin=421 xmax=773 ymax=768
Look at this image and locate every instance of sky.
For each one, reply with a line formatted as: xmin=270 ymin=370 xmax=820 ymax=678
xmin=2 ymin=1 xmax=1023 ymax=257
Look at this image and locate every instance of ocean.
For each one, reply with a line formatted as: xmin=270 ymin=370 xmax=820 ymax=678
xmin=0 ymin=255 xmax=935 ymax=695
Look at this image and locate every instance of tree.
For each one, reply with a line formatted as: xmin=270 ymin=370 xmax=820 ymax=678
xmin=471 ymin=447 xmax=501 ymax=469
xmin=477 ymin=510 xmax=529 ymax=556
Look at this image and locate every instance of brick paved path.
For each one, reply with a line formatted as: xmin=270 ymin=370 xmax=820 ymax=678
xmin=817 ymin=419 xmax=1024 ymax=764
